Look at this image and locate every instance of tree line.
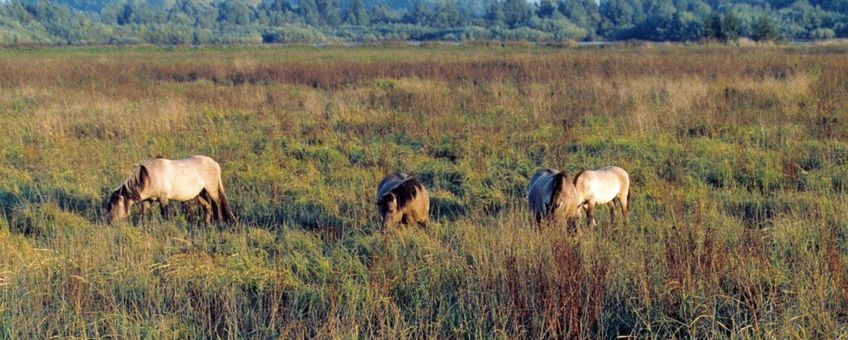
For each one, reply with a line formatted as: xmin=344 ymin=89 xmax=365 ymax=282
xmin=0 ymin=0 xmax=845 ymax=45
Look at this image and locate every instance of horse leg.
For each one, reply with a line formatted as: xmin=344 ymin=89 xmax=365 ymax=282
xmin=586 ymin=203 xmax=596 ymax=228
xmin=197 ymin=193 xmax=213 ymax=224
xmin=206 ymin=190 xmax=224 ymax=223
xmin=180 ymin=201 xmax=193 ymax=222
xmin=415 ymin=207 xmax=430 ymax=228
xmin=567 ymin=217 xmax=577 ymax=234
xmin=140 ymin=200 xmax=151 ymax=223
xmin=159 ymin=198 xmax=170 ymax=220
xmin=608 ymin=201 xmax=616 ymax=225
xmin=619 ymin=192 xmax=630 ymax=223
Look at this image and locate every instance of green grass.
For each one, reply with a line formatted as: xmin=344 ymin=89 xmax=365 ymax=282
xmin=0 ymin=44 xmax=846 ymax=338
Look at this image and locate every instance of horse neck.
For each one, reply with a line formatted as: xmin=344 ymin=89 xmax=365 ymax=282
xmin=571 ymin=178 xmax=589 ymax=202
xmin=123 ymin=181 xmax=150 ymax=201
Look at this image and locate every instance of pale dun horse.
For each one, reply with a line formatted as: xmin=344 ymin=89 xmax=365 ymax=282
xmin=106 ymin=155 xmax=236 ymax=224
xmin=573 ymin=166 xmax=631 ymax=227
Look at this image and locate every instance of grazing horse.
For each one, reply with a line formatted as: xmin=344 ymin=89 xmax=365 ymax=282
xmin=573 ymin=166 xmax=631 ymax=227
xmin=106 ymin=155 xmax=236 ymax=224
xmin=376 ymin=173 xmax=430 ymax=230
xmin=527 ymin=168 xmax=582 ymax=227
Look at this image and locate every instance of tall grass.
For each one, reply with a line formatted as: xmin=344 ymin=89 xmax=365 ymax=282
xmin=0 ymin=44 xmax=846 ymax=338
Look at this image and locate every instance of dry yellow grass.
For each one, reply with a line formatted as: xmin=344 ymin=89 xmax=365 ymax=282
xmin=0 ymin=44 xmax=846 ymax=338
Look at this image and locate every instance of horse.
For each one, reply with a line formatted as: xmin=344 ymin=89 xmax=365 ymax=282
xmin=106 ymin=155 xmax=236 ymax=224
xmin=573 ymin=166 xmax=631 ymax=227
xmin=527 ymin=168 xmax=582 ymax=228
xmin=376 ymin=173 xmax=430 ymax=230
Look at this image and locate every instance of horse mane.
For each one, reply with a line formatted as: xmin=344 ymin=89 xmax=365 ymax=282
xmin=572 ymin=170 xmax=586 ymax=185
xmin=122 ymin=164 xmax=149 ymax=200
xmin=390 ymin=177 xmax=423 ymax=209
xmin=549 ymin=172 xmax=567 ymax=209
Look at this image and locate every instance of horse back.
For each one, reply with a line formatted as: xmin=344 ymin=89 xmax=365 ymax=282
xmin=599 ymin=166 xmax=629 ymax=188
xmin=528 ymin=169 xmax=558 ymax=215
xmin=575 ymin=167 xmax=629 ymax=203
xmin=138 ymin=155 xmax=222 ymax=199
xmin=376 ymin=173 xmax=410 ymax=201
xmin=529 ymin=168 xmax=558 ymax=191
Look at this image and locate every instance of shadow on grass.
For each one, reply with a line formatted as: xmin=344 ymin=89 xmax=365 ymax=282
xmin=1 ymin=184 xmax=103 ymax=224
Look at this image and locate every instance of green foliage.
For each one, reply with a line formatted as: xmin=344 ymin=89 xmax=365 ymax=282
xmin=499 ymin=0 xmax=535 ymax=28
xmin=721 ymin=9 xmax=742 ymax=41
xmin=216 ymin=0 xmax=253 ymax=26
xmin=345 ymin=0 xmax=369 ymax=25
xmin=2 ymin=0 xmax=848 ymax=44
xmin=751 ymin=14 xmax=778 ymax=41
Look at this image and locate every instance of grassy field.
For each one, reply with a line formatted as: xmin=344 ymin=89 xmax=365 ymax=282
xmin=0 ymin=44 xmax=847 ymax=338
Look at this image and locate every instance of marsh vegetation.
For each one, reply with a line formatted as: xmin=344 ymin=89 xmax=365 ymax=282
xmin=0 ymin=44 xmax=846 ymax=337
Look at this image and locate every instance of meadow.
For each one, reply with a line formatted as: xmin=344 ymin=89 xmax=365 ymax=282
xmin=0 ymin=44 xmax=846 ymax=338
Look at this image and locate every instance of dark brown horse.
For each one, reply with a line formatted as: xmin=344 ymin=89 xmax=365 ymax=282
xmin=376 ymin=173 xmax=430 ymax=230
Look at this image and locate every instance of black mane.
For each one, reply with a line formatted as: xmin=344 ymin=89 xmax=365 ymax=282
xmin=549 ymin=172 xmax=567 ymax=212
xmin=391 ymin=177 xmax=424 ymax=209
xmin=572 ymin=170 xmax=586 ymax=185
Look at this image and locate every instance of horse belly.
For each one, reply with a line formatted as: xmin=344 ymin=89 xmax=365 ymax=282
xmin=590 ymin=181 xmax=620 ymax=204
xmin=162 ymin=175 xmax=205 ymax=201
xmin=168 ymin=189 xmax=201 ymax=201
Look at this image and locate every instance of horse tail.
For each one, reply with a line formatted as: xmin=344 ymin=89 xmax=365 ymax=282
xmin=619 ymin=178 xmax=633 ymax=216
xmin=217 ymin=177 xmax=237 ymax=223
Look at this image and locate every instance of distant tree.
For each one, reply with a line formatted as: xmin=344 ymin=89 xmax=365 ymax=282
xmin=538 ymin=0 xmax=558 ymax=18
xmin=370 ymin=4 xmax=402 ymax=23
xmin=1 ymin=0 xmax=847 ymax=44
xmin=811 ymin=0 xmax=848 ymax=13
xmin=600 ymin=0 xmax=642 ymax=37
xmin=100 ymin=0 xmax=167 ymax=25
xmin=500 ymin=0 xmax=533 ymax=28
xmin=629 ymin=0 xmax=676 ymax=40
xmin=674 ymin=11 xmax=704 ymax=40
xmin=298 ymin=0 xmax=321 ymax=26
xmin=406 ymin=0 xmax=432 ymax=25
xmin=433 ymin=0 xmax=462 ymax=27
xmin=316 ymin=0 xmax=342 ymax=26
xmin=810 ymin=27 xmax=835 ymax=39
xmin=703 ymin=11 xmax=722 ymax=39
xmin=217 ymin=0 xmax=253 ymax=25
xmin=766 ymin=0 xmax=796 ymax=9
xmin=345 ymin=0 xmax=369 ymax=25
xmin=751 ymin=14 xmax=777 ymax=40
xmin=53 ymin=0 xmax=112 ymax=12
xmin=560 ymin=0 xmax=602 ymax=30
xmin=169 ymin=0 xmax=218 ymax=28
xmin=259 ymin=0 xmax=295 ymax=25
xmin=721 ymin=9 xmax=741 ymax=41
xmin=486 ymin=0 xmax=505 ymax=25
